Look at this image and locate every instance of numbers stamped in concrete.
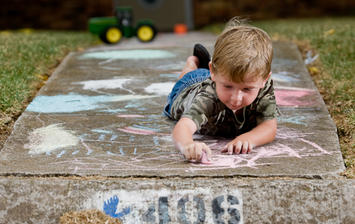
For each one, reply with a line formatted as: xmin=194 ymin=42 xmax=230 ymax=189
xmin=85 ymin=188 xmax=243 ymax=223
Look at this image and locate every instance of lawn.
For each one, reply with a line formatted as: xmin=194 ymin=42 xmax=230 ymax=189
xmin=0 ymin=17 xmax=354 ymax=177
xmin=0 ymin=30 xmax=99 ymax=146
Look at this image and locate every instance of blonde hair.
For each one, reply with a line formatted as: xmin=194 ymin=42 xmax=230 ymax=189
xmin=211 ymin=18 xmax=273 ymax=82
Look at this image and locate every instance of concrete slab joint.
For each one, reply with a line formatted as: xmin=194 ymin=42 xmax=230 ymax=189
xmin=0 ymin=32 xmax=353 ymax=223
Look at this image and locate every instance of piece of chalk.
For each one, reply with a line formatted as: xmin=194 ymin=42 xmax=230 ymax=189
xmin=201 ymin=151 xmax=212 ymax=164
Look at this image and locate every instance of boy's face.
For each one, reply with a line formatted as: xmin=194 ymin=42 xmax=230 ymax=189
xmin=210 ymin=68 xmax=269 ymax=112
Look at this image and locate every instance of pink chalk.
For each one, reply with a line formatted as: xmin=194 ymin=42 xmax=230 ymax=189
xmin=117 ymin=127 xmax=156 ymax=135
xmin=117 ymin=114 xmax=145 ymax=118
xmin=200 ymin=152 xmax=212 ymax=164
xmin=117 ymin=126 xmax=170 ymax=136
xmin=300 ymin=138 xmax=331 ymax=155
xmin=275 ymin=89 xmax=315 ymax=106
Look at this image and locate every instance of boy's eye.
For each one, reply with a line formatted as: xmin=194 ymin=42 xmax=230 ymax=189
xmin=243 ymin=88 xmax=253 ymax=92
xmin=223 ymin=85 xmax=233 ymax=89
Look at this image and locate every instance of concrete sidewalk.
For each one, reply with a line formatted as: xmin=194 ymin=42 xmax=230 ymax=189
xmin=0 ymin=32 xmax=353 ymax=223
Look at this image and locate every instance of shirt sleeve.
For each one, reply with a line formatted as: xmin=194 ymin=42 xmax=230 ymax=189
xmin=181 ymin=93 xmax=218 ymax=131
xmin=255 ymin=78 xmax=278 ymax=124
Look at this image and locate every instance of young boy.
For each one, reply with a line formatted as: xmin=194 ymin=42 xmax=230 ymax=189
xmin=164 ymin=20 xmax=278 ymax=162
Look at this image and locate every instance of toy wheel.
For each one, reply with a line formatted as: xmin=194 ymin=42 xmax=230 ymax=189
xmin=136 ymin=24 xmax=156 ymax=42
xmin=101 ymin=26 xmax=122 ymax=44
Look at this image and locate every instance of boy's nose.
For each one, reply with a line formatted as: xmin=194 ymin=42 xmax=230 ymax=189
xmin=231 ymin=90 xmax=243 ymax=105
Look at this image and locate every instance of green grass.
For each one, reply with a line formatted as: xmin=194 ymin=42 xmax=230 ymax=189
xmin=206 ymin=17 xmax=355 ymax=177
xmin=0 ymin=29 xmax=99 ymax=149
xmin=0 ymin=30 xmax=99 ymax=115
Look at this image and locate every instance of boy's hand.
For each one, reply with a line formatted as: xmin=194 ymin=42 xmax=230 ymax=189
xmin=180 ymin=142 xmax=212 ymax=162
xmin=222 ymin=139 xmax=254 ymax=154
xmin=221 ymin=119 xmax=277 ymax=155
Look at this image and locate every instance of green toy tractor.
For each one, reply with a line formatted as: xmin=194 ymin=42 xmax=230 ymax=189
xmin=89 ymin=7 xmax=157 ymax=44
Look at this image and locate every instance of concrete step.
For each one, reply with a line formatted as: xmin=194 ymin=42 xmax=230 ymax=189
xmin=0 ymin=32 xmax=353 ymax=223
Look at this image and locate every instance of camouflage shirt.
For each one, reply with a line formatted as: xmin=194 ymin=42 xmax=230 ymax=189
xmin=170 ymin=77 xmax=277 ymax=137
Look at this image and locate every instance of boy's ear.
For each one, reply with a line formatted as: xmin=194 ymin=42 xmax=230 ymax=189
xmin=208 ymin=61 xmax=213 ymax=71
xmin=262 ymin=72 xmax=272 ymax=86
xmin=209 ymin=62 xmax=215 ymax=81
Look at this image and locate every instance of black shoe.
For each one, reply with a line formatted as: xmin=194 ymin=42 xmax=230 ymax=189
xmin=193 ymin=43 xmax=210 ymax=69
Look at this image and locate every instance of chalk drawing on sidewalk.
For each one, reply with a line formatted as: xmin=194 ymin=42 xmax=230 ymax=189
xmin=26 ymin=94 xmax=159 ymax=113
xmin=272 ymin=58 xmax=299 ymax=68
xmin=188 ymin=127 xmax=331 ymax=171
xmin=73 ymin=78 xmax=134 ymax=94
xmin=23 ymin=60 xmax=329 ymax=173
xmin=117 ymin=114 xmax=145 ymax=118
xmin=272 ymin=71 xmax=300 ymax=82
xmin=154 ymin=61 xmax=186 ymax=70
xmin=117 ymin=126 xmax=166 ymax=136
xmin=277 ymin=115 xmax=307 ymax=126
xmin=144 ymin=82 xmax=175 ymax=95
xmin=47 ymin=123 xmax=332 ymax=174
xmin=159 ymin=73 xmax=180 ymax=78
xmin=275 ymin=87 xmax=317 ymax=107
xmin=80 ymin=50 xmax=176 ymax=60
xmin=74 ymin=78 xmax=175 ymax=96
xmin=25 ymin=124 xmax=79 ymax=155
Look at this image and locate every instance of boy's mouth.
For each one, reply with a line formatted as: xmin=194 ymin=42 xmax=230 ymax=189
xmin=230 ymin=102 xmax=241 ymax=109
xmin=229 ymin=104 xmax=241 ymax=111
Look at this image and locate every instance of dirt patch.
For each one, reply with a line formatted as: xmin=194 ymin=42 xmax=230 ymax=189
xmin=0 ymin=112 xmax=18 ymax=150
xmin=60 ymin=209 xmax=122 ymax=224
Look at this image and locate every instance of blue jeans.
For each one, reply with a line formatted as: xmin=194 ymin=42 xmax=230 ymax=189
xmin=163 ymin=68 xmax=210 ymax=118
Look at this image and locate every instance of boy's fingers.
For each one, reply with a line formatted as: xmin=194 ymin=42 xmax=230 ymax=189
xmin=241 ymin=141 xmax=248 ymax=154
xmin=189 ymin=145 xmax=197 ymax=160
xmin=247 ymin=143 xmax=253 ymax=153
xmin=221 ymin=143 xmax=229 ymax=153
xmin=184 ymin=145 xmax=194 ymax=160
xmin=206 ymin=148 xmax=212 ymax=161
xmin=184 ymin=142 xmax=210 ymax=162
xmin=221 ymin=146 xmax=228 ymax=153
xmin=234 ymin=141 xmax=242 ymax=154
xmin=185 ymin=153 xmax=191 ymax=160
xmin=222 ymin=141 xmax=253 ymax=154
xmin=198 ymin=143 xmax=206 ymax=160
xmin=202 ymin=146 xmax=212 ymax=161
xmin=198 ymin=143 xmax=210 ymax=161
xmin=194 ymin=145 xmax=202 ymax=161
xmin=184 ymin=148 xmax=191 ymax=160
xmin=227 ymin=144 xmax=234 ymax=155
